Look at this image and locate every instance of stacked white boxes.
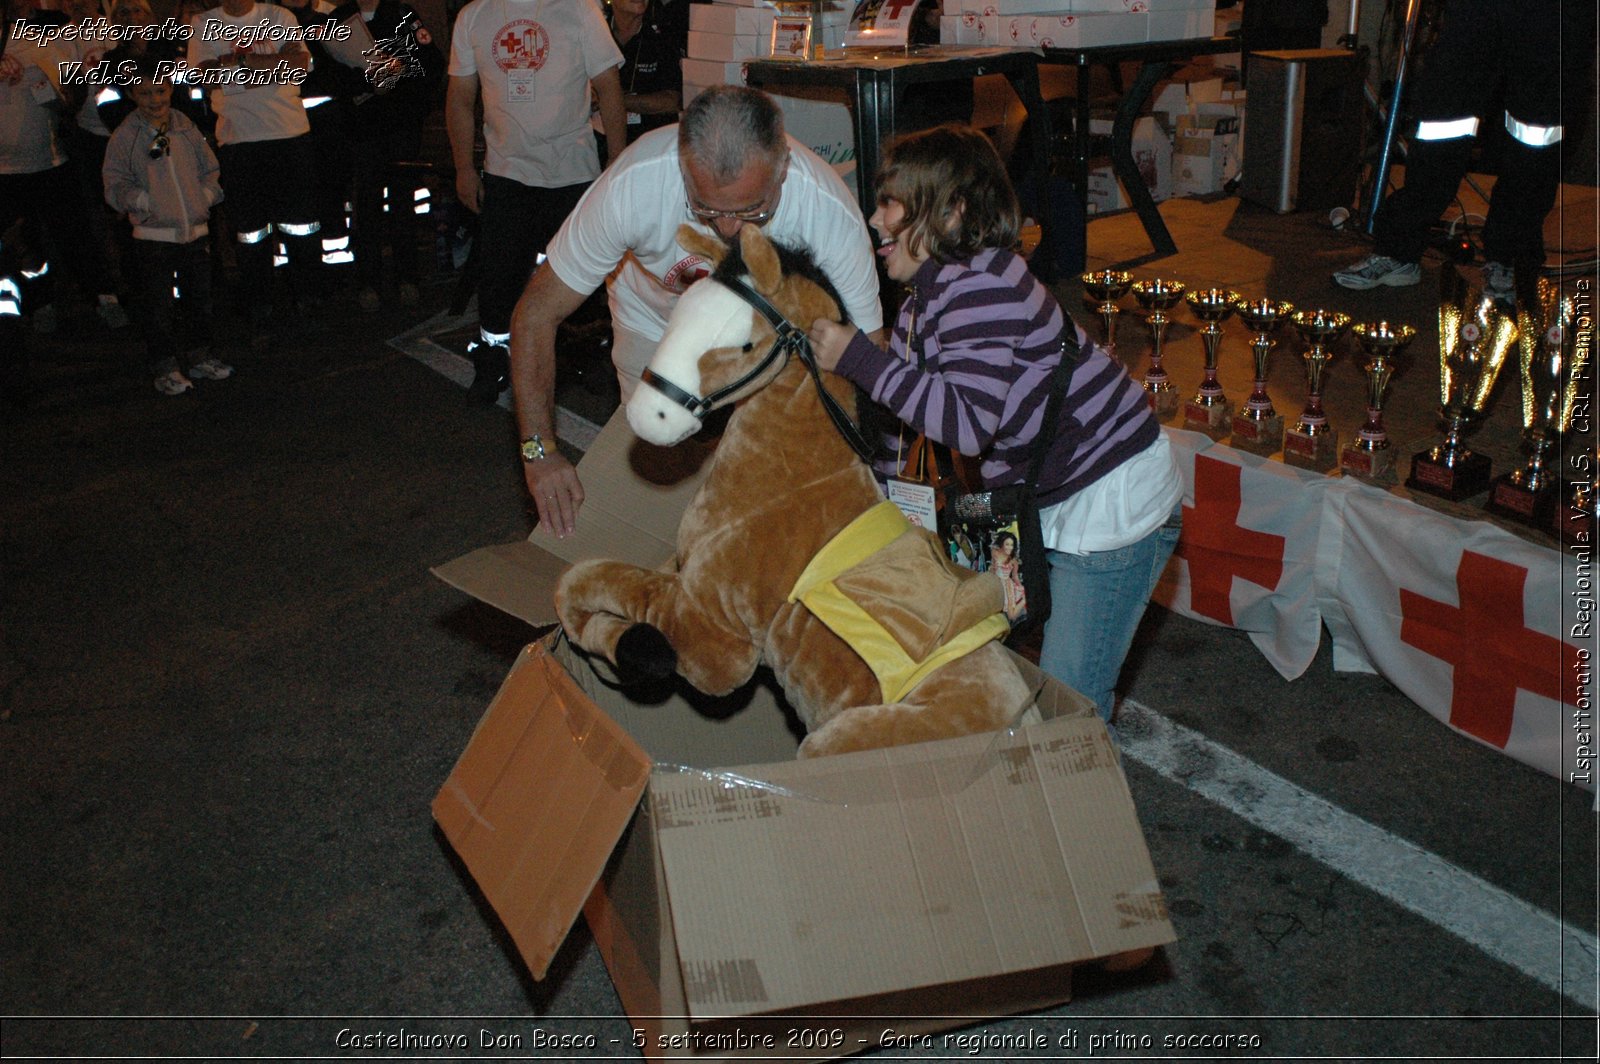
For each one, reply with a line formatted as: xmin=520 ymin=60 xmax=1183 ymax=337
xmin=682 ymin=2 xmax=857 ymax=198
xmin=936 ymin=0 xmax=1214 ymax=47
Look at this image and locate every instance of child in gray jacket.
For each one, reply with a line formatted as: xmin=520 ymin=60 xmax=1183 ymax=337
xmin=104 ymin=58 xmax=229 ymax=395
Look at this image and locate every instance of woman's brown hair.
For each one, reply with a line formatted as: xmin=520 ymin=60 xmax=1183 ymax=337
xmin=875 ymin=123 xmax=1020 ymax=263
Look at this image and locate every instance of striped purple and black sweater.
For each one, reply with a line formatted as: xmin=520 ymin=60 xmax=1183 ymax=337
xmin=834 ymin=247 xmax=1158 ymax=508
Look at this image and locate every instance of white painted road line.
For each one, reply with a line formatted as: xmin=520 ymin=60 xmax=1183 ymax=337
xmin=1118 ymin=699 xmax=1599 ymax=1010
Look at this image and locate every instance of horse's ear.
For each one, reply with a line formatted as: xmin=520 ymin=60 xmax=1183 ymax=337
xmin=677 ymin=224 xmax=725 ymax=267
xmin=739 ymin=225 xmax=784 ymax=295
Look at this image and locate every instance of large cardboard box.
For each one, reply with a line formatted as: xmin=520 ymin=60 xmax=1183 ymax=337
xmin=1170 ymin=102 xmax=1242 ymax=196
xmin=432 ymin=413 xmax=1175 ymax=1058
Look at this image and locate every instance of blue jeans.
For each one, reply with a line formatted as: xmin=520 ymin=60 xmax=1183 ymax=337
xmin=1038 ymin=506 xmax=1182 ymax=725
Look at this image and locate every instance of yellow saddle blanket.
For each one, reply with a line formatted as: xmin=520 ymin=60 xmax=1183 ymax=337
xmin=788 ymin=502 xmax=1009 ymax=704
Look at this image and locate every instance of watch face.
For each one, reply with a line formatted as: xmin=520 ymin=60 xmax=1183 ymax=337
xmin=522 ymin=437 xmax=544 ymax=460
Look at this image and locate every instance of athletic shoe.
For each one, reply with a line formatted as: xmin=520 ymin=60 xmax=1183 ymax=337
xmin=155 ymin=370 xmax=193 ymax=396
xmin=187 ymin=357 xmax=234 ymax=380
xmin=1482 ymin=261 xmax=1515 ymax=308
xmin=1332 ymin=254 xmax=1422 ymax=290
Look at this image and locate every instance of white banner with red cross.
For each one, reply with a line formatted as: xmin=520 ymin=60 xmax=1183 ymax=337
xmin=1154 ymin=429 xmax=1330 ymax=680
xmin=1316 ymin=480 xmax=1589 ymax=788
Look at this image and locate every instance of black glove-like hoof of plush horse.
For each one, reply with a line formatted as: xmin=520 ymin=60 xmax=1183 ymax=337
xmin=615 ymin=623 xmax=678 ymax=685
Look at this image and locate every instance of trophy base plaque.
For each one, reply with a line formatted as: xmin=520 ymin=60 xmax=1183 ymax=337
xmin=1486 ymin=473 xmax=1557 ymax=525
xmin=1146 ymin=389 xmax=1181 ymax=419
xmin=1407 ymin=448 xmax=1491 ymax=501
xmin=1340 ymin=445 xmax=1395 ymax=481
xmin=1283 ymin=427 xmax=1340 ymax=472
xmin=1183 ymin=399 xmax=1233 ymax=438
xmin=1229 ymin=413 xmax=1284 ymax=456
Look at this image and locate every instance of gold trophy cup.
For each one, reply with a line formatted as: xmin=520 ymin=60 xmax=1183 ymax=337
xmin=1080 ymin=269 xmax=1133 ymax=352
xmin=1407 ymin=268 xmax=1519 ymax=500
xmin=1230 ymin=298 xmax=1294 ymax=454
xmin=1283 ymin=309 xmax=1351 ymax=472
xmin=1488 ymin=280 xmax=1585 ymax=525
xmin=1182 ymin=288 xmax=1241 ymax=438
xmin=1340 ymin=321 xmax=1417 ymax=480
xmin=1130 ymin=278 xmax=1186 ymax=418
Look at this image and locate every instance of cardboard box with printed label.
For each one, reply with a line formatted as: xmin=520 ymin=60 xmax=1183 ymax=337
xmin=1171 ymin=103 xmax=1242 ymax=196
xmin=432 ymin=411 xmax=1175 ymax=1060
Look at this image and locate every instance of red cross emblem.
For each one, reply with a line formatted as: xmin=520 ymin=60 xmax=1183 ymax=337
xmin=1400 ymin=550 xmax=1579 ymax=748
xmin=878 ymin=0 xmax=919 ymax=20
xmin=1175 ymin=455 xmax=1286 ymax=625
xmin=493 ymin=19 xmax=547 ymax=71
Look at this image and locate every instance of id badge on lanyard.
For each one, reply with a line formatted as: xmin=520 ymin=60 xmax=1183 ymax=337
xmin=885 ymin=291 xmax=943 ymax=530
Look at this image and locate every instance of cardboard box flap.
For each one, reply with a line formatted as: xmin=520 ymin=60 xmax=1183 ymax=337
xmin=432 ymin=643 xmax=653 ymax=979
xmin=432 ymin=408 xmax=716 ymax=627
xmin=648 ymin=714 xmax=1174 ymax=1021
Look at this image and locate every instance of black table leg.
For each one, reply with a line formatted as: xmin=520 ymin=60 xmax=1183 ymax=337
xmin=1112 ymin=58 xmax=1180 ymax=257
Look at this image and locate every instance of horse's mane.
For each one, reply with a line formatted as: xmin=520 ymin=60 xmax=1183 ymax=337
xmin=711 ymin=238 xmax=846 ymax=326
xmin=710 ymin=237 xmax=896 ymax=462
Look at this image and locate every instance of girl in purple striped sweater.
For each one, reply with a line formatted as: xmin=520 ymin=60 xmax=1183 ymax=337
xmin=809 ymin=124 xmax=1183 ymax=731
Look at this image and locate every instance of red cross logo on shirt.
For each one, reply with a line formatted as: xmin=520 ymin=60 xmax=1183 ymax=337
xmin=1399 ymin=550 xmax=1579 ymax=749
xmin=1175 ymin=455 xmax=1286 ymax=625
xmin=492 ymin=19 xmax=547 ymax=71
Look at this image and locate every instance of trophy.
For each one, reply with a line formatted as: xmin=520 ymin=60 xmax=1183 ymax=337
xmin=1130 ymin=278 xmax=1186 ymax=418
xmin=1182 ymin=288 xmax=1240 ymax=437
xmin=1080 ymin=270 xmax=1132 ymax=352
xmin=1283 ymin=309 xmax=1351 ymax=472
xmin=1340 ymin=321 xmax=1417 ymax=480
xmin=1229 ymin=298 xmax=1294 ymax=455
xmin=1407 ymin=268 xmax=1519 ymax=500
xmin=1487 ymin=280 xmax=1584 ymax=525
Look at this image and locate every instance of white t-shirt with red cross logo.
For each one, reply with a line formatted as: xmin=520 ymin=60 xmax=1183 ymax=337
xmin=543 ymin=126 xmax=883 ymax=344
xmin=449 ymin=0 xmax=621 ymax=188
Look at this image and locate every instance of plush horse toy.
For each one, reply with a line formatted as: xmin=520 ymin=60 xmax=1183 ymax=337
xmin=554 ymin=224 xmax=1038 ymax=759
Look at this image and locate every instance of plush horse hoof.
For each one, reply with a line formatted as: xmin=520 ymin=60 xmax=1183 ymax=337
xmin=615 ymin=623 xmax=677 ymax=684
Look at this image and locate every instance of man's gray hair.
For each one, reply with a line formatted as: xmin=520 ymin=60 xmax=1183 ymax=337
xmin=678 ymin=86 xmax=788 ymax=183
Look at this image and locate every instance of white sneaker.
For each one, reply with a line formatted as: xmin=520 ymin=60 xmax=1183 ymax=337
xmin=155 ymin=370 xmax=193 ymax=396
xmin=187 ymin=357 xmax=233 ymax=380
xmin=1332 ymin=254 xmax=1422 ymax=290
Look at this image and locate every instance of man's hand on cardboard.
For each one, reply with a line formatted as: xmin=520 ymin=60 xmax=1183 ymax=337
xmin=526 ymin=452 xmax=583 ymax=539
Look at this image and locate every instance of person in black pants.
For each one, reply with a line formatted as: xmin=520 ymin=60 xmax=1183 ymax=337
xmin=1334 ymin=0 xmax=1595 ymax=305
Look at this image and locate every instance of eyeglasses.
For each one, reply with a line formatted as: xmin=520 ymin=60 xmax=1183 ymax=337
xmin=685 ymin=197 xmax=777 ymax=226
xmin=148 ymin=130 xmax=170 ymax=160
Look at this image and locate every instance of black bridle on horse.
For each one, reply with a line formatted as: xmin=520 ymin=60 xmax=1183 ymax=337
xmin=638 ymin=275 xmax=876 ymax=462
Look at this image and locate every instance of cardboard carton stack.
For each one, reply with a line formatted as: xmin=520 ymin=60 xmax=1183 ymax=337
xmin=938 ymin=0 xmax=1215 ymax=48
xmin=1152 ymin=72 xmax=1245 ymax=197
xmin=431 ymin=411 xmax=1176 ymax=1061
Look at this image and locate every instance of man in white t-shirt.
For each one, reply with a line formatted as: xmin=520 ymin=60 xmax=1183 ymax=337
xmin=509 ymin=86 xmax=882 ymax=538
xmin=446 ymin=0 xmax=626 ymax=402
xmin=187 ymin=0 xmax=319 ymax=342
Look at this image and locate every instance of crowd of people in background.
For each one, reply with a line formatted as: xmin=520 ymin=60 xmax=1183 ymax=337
xmin=0 ymin=0 xmax=688 ymax=398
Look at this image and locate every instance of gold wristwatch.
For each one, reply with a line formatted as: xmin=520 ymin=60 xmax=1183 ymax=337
xmin=520 ymin=434 xmax=549 ymax=462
